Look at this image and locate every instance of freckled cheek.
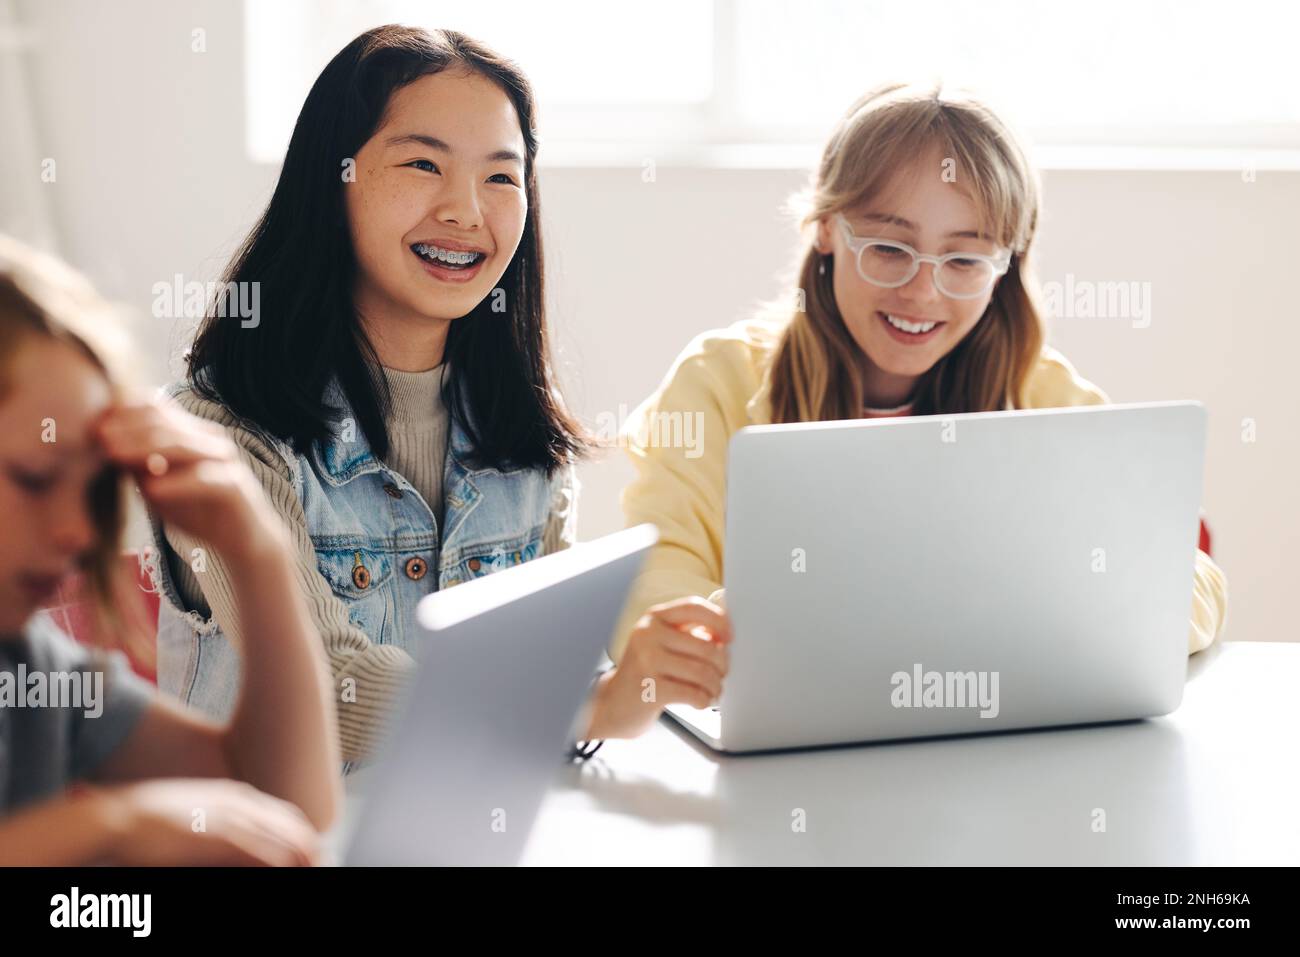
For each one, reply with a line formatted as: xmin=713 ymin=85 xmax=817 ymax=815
xmin=346 ymin=184 xmax=385 ymax=260
xmin=351 ymin=174 xmax=419 ymax=244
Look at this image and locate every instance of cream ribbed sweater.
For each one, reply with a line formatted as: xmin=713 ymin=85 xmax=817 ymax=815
xmin=161 ymin=365 xmax=575 ymax=763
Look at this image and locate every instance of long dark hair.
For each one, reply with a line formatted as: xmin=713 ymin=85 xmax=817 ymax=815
xmin=187 ymin=25 xmax=584 ymax=474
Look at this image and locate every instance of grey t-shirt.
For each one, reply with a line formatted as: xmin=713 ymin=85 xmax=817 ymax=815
xmin=0 ymin=613 xmax=152 ymax=814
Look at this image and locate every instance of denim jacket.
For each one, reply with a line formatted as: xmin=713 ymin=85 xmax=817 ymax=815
xmin=145 ymin=375 xmax=565 ymax=723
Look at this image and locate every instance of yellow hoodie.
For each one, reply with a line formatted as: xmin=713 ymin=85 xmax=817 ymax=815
xmin=613 ymin=318 xmax=1228 ymax=660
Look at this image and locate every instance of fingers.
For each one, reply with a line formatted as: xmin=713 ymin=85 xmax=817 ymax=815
xmin=203 ymin=833 xmax=281 ymax=867
xmin=655 ymin=676 xmax=718 ymax=710
xmin=207 ymin=792 xmax=320 ymax=867
xmin=621 ymin=626 xmax=726 ymax=706
xmin=657 ymin=626 xmax=729 ymax=677
xmin=117 ymin=780 xmax=319 ymax=867
xmin=98 ymin=398 xmax=223 ymax=437
xmin=644 ymin=596 xmax=732 ymax=644
xmin=227 ymin=814 xmax=318 ymax=867
xmin=98 ymin=424 xmax=233 ymax=473
xmin=244 ymin=792 xmax=321 ymax=862
xmin=137 ymin=460 xmax=233 ymax=499
xmin=205 ymin=828 xmax=312 ymax=867
xmin=616 ymin=597 xmax=734 ymax=711
xmin=657 ymin=653 xmax=723 ymax=701
xmin=96 ymin=402 xmax=234 ymax=472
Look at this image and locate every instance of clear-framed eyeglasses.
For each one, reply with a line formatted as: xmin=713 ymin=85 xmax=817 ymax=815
xmin=835 ymin=213 xmax=1012 ymax=300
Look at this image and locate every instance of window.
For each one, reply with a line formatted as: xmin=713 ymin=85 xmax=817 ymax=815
xmin=245 ymin=0 xmax=1300 ymax=165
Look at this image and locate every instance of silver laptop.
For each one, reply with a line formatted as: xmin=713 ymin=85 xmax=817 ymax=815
xmin=666 ymin=402 xmax=1206 ymax=753
xmin=344 ymin=524 xmax=657 ymax=865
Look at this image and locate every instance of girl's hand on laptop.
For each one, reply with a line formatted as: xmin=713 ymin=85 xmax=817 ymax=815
xmin=585 ymin=597 xmax=732 ymax=739
xmin=95 ymin=399 xmax=287 ymax=562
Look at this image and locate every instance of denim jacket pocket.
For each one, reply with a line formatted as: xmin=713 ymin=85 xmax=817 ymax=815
xmin=447 ymin=536 xmax=543 ymax=586
xmin=314 ymin=546 xmax=395 ymax=643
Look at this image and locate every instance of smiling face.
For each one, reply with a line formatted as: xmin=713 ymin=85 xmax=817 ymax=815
xmin=816 ymin=147 xmax=1008 ymax=407
xmin=0 ymin=336 xmax=113 ymax=635
xmin=345 ymin=68 xmax=529 ymax=361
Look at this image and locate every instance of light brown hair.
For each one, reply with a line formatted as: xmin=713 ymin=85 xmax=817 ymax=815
xmin=0 ymin=234 xmax=149 ymax=658
xmin=769 ymin=82 xmax=1046 ymax=422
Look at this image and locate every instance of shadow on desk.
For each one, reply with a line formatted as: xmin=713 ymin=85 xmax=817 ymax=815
xmin=564 ymin=710 xmax=1195 ymax=866
xmin=551 ymin=752 xmax=727 ymax=828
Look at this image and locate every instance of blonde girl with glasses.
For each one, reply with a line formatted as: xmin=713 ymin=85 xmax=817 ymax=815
xmin=600 ymin=83 xmax=1227 ymax=738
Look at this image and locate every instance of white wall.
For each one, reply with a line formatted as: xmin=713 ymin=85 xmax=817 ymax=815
xmin=6 ymin=0 xmax=1297 ymax=645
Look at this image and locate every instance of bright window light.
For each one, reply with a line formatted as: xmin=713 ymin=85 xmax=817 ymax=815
xmin=245 ymin=0 xmax=1300 ymax=165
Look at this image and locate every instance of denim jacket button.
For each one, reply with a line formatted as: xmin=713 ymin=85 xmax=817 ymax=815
xmin=468 ymin=558 xmax=482 ymax=573
xmin=351 ymin=551 xmax=372 ymax=590
xmin=404 ymin=556 xmax=428 ymax=581
xmin=383 ymin=483 xmax=403 ymax=499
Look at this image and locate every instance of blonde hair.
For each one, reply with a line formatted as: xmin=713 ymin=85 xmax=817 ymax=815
xmin=0 ymin=234 xmax=149 ymax=659
xmin=769 ymin=82 xmax=1046 ymax=422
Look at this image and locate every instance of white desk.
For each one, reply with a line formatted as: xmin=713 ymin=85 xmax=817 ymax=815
xmin=519 ymin=642 xmax=1300 ymax=865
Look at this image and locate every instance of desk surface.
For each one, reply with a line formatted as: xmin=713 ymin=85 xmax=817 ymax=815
xmin=519 ymin=641 xmax=1300 ymax=865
